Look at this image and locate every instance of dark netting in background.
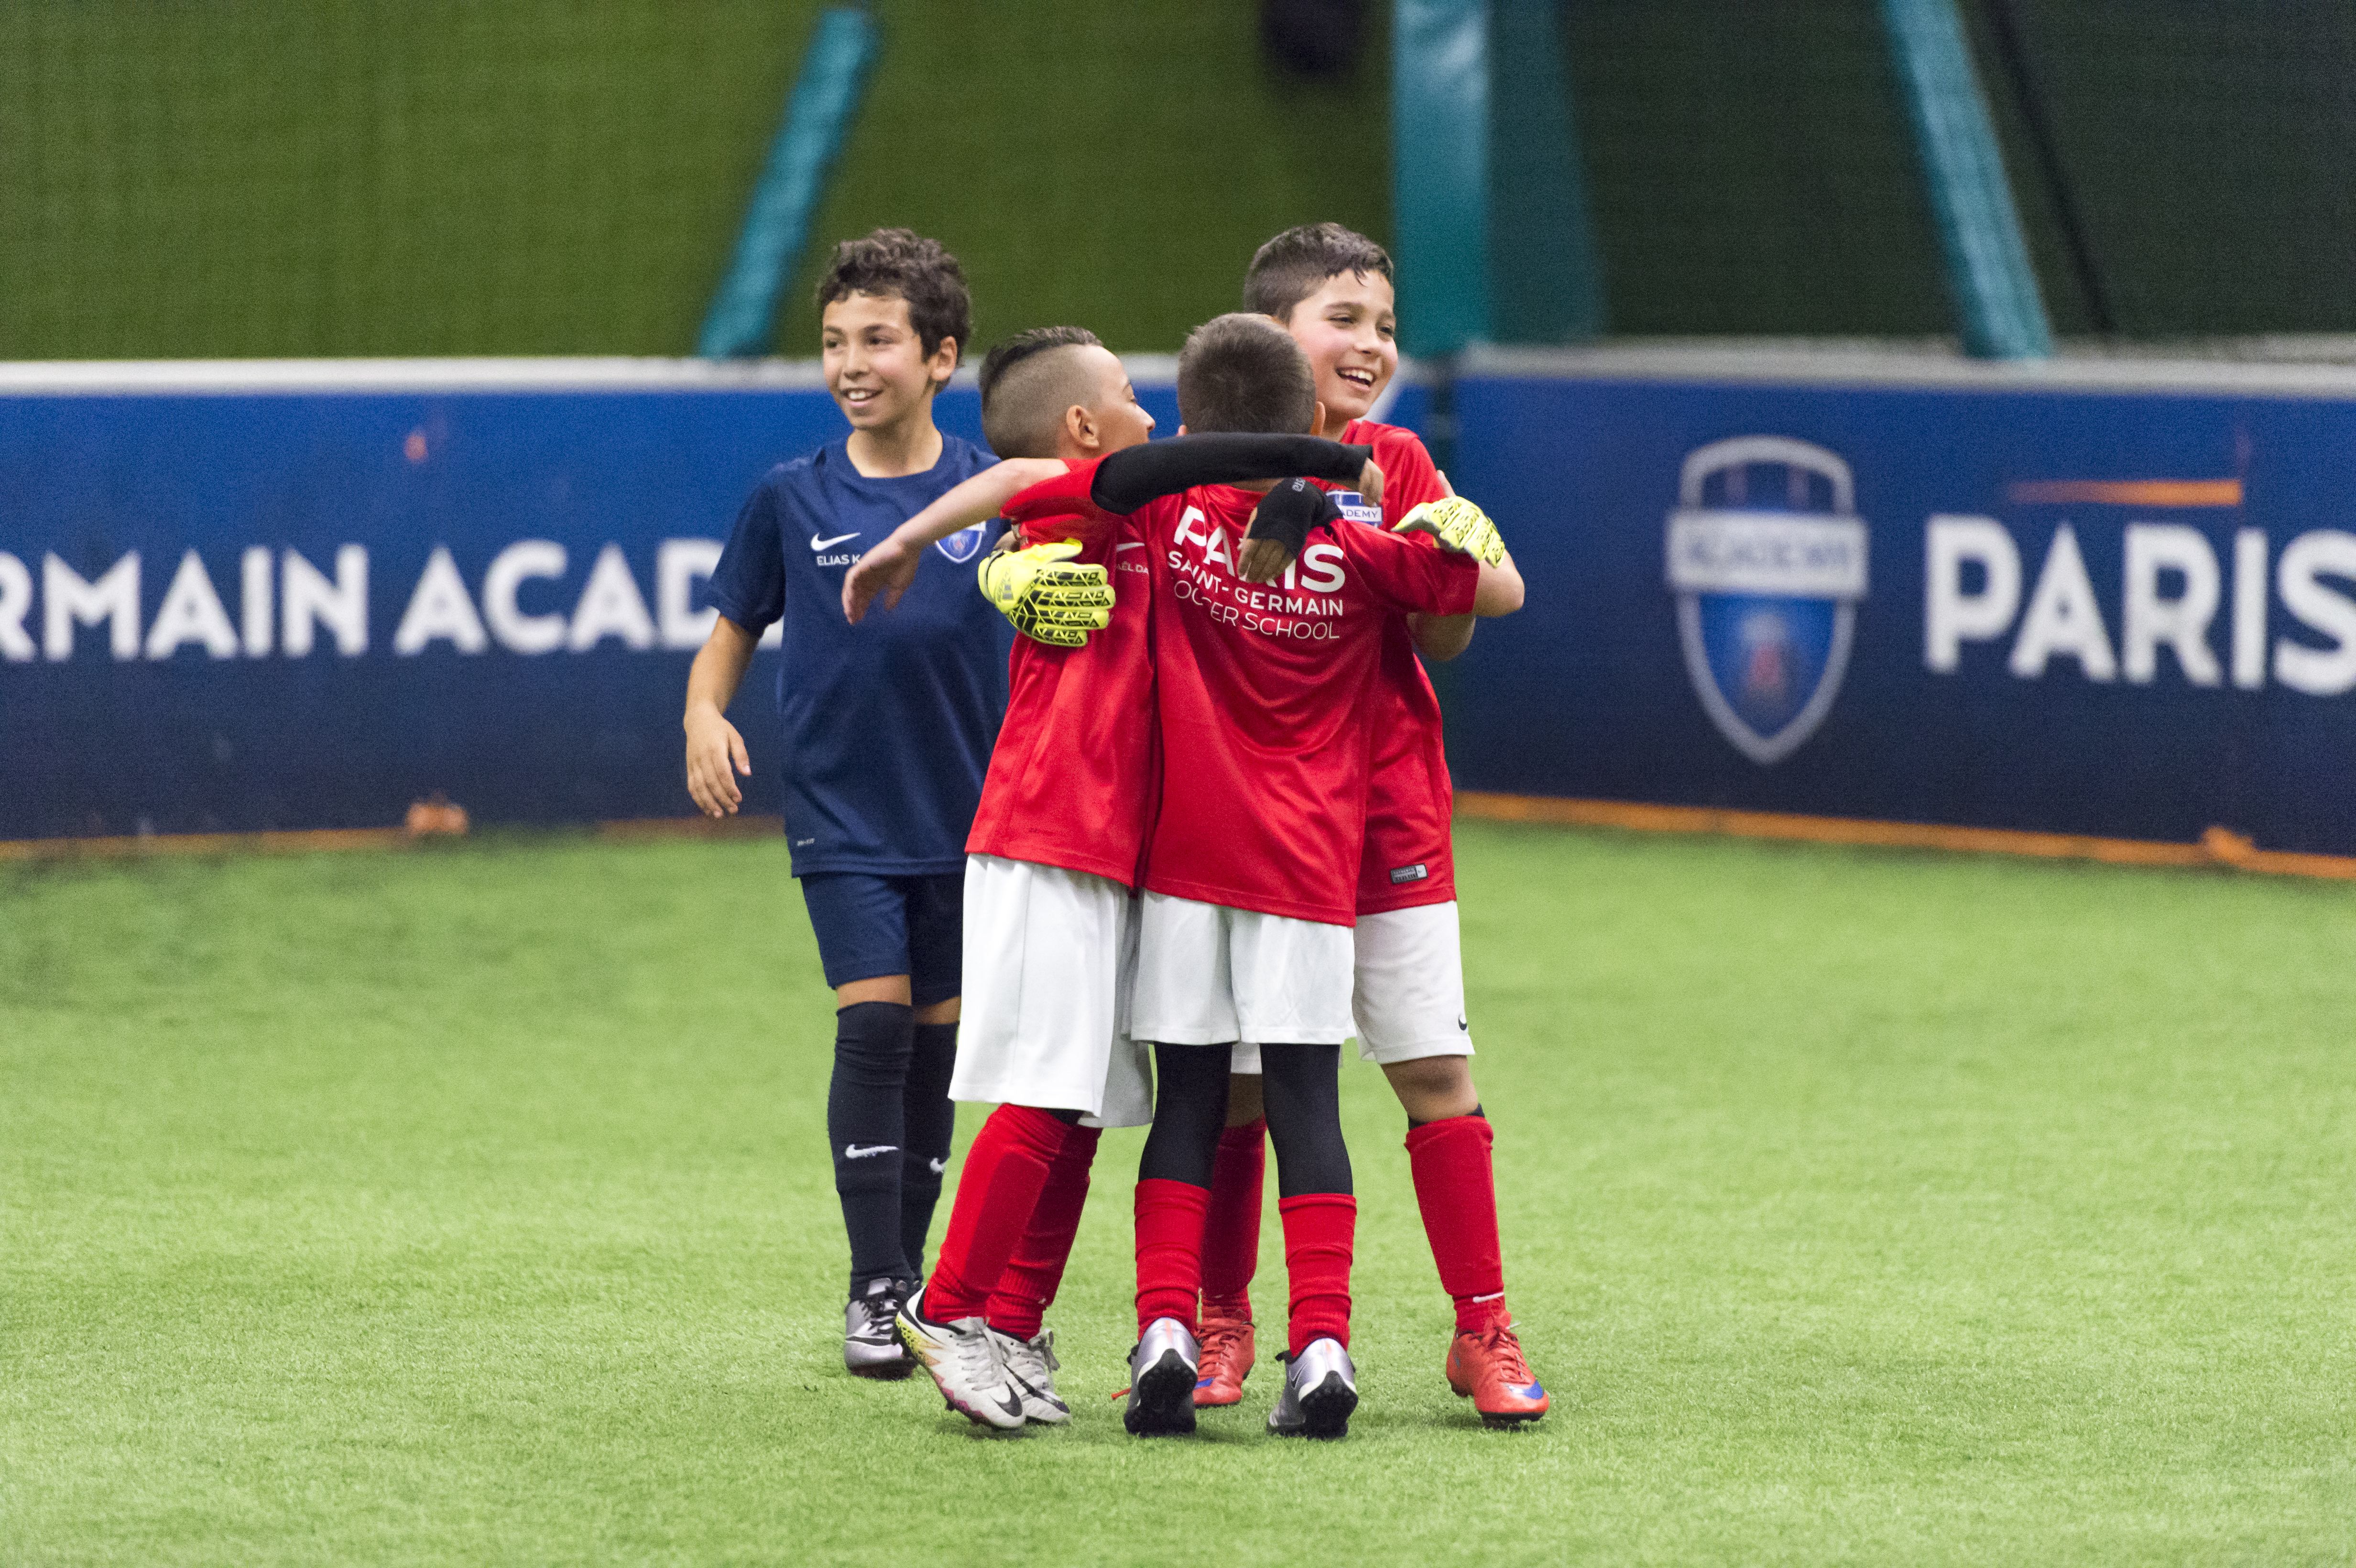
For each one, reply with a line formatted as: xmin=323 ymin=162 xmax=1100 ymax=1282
xmin=0 ymin=2 xmax=1391 ymax=360
xmin=1548 ymin=0 xmax=2356 ymax=342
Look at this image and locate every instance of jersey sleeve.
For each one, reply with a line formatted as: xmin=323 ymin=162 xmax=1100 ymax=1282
xmin=1373 ymin=426 xmax=1449 ymax=516
xmin=1347 ymin=521 xmax=1480 ymax=617
xmin=1005 ymin=458 xmax=1117 ymax=545
xmin=705 ymin=473 xmax=787 ymax=634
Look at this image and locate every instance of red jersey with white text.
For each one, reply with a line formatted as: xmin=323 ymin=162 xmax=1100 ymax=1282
xmin=1140 ymin=482 xmax=1478 ymax=925
xmin=962 ymin=475 xmax=1157 ymax=886
xmin=1337 ymin=420 xmax=1460 ymax=914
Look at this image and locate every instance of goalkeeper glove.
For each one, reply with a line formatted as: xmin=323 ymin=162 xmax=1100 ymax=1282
xmin=1394 ymin=496 xmax=1506 ymax=565
xmin=978 ymin=539 xmax=1116 ymax=649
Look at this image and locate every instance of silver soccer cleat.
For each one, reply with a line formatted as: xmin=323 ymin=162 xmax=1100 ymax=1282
xmin=988 ymin=1325 xmax=1072 ymax=1425
xmin=1123 ymin=1316 xmax=1201 ymax=1436
xmin=1267 ymin=1336 xmax=1358 ymax=1439
xmin=842 ymin=1276 xmax=914 ymax=1379
xmin=897 ymin=1285 xmax=1026 ymax=1430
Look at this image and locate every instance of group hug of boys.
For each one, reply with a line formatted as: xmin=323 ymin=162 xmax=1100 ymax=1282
xmin=682 ymin=222 xmax=1544 ymax=1441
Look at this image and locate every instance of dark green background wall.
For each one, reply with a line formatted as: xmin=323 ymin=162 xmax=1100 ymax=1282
xmin=4 ymin=1 xmax=2351 ymax=359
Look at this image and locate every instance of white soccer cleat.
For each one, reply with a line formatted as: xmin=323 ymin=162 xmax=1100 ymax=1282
xmin=1267 ymin=1337 xmax=1358 ymax=1439
xmin=897 ymin=1285 xmax=1025 ymax=1430
xmin=988 ymin=1325 xmax=1072 ymax=1425
xmin=1123 ymin=1316 xmax=1200 ymax=1437
xmin=842 ymin=1276 xmax=914 ymax=1380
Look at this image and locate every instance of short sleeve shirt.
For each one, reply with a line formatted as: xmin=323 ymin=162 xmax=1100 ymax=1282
xmin=705 ymin=436 xmax=1009 ymax=876
xmin=1138 ymin=483 xmax=1479 ymax=925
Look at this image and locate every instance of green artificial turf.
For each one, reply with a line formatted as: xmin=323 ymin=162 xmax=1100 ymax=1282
xmin=3 ymin=823 xmax=2352 ymax=1565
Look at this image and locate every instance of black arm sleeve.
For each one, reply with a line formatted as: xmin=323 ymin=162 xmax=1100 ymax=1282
xmin=1089 ymin=434 xmax=1371 ymax=514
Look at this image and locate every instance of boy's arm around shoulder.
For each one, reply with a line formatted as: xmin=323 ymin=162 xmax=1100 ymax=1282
xmin=841 ymin=457 xmax=1069 ymax=623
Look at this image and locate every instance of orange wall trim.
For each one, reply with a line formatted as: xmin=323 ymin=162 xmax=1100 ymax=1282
xmin=1454 ymin=792 xmax=2356 ymax=882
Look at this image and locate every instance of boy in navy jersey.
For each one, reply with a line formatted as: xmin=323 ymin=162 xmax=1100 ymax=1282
xmin=682 ymin=229 xmax=1006 ymax=1379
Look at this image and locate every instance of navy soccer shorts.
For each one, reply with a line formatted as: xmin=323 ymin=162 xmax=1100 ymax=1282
xmin=798 ymin=871 xmax=965 ymax=1005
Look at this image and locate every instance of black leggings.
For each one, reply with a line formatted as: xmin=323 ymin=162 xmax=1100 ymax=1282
xmin=1137 ymin=1042 xmax=1351 ymax=1197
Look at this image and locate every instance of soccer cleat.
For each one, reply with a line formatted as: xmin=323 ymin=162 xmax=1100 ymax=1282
xmin=897 ymin=1285 xmax=1026 ymax=1430
xmin=1445 ymin=1320 xmax=1550 ymax=1425
xmin=1123 ymin=1317 xmax=1200 ymax=1437
xmin=1267 ymin=1337 xmax=1358 ymax=1439
xmin=1193 ymin=1301 xmax=1255 ymax=1407
xmin=842 ymin=1276 xmax=914 ymax=1380
xmin=988 ymin=1325 xmax=1071 ymax=1425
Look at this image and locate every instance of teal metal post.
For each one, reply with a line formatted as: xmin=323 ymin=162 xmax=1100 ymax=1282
xmin=1393 ymin=0 xmax=1492 ymax=358
xmin=1880 ymin=0 xmax=2053 ymax=358
xmin=1487 ymin=0 xmax=1605 ymax=344
xmin=698 ymin=8 xmax=879 ymax=359
xmin=1394 ymin=0 xmax=1603 ymax=356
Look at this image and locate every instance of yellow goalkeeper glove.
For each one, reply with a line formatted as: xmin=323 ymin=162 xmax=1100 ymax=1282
xmin=978 ymin=539 xmax=1116 ymax=649
xmin=1394 ymin=496 xmax=1506 ymax=566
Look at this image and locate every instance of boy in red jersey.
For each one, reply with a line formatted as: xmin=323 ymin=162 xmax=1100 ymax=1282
xmin=1116 ymin=316 xmax=1523 ymax=1441
xmin=841 ymin=327 xmax=1385 ymax=1429
xmin=1188 ymin=224 xmax=1552 ymax=1426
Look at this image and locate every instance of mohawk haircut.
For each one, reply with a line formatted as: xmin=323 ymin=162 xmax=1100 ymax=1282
xmin=1176 ymin=314 xmax=1317 ymax=435
xmin=816 ymin=228 xmax=972 ymax=365
xmin=978 ymin=326 xmax=1103 ymax=459
xmin=1243 ymin=222 xmax=1396 ymax=322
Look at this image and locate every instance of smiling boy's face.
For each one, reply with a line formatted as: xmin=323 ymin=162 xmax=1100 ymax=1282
xmin=821 ymin=291 xmax=956 ymax=434
xmin=1280 ymin=269 xmax=1399 ymax=433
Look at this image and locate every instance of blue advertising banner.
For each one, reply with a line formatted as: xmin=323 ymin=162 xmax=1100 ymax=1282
xmin=0 ymin=361 xmax=1190 ymax=840
xmin=9 ymin=348 xmax=2351 ymax=860
xmin=1444 ymin=348 xmax=2356 ymax=858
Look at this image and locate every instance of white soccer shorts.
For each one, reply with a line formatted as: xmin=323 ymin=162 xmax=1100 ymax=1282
xmin=951 ymin=854 xmax=1151 ymax=1128
xmin=1231 ymin=901 xmax=1472 ymax=1074
xmin=1128 ymin=890 xmax=1355 ymax=1050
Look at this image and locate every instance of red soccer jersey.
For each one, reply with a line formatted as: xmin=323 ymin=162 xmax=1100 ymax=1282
xmin=962 ymin=467 xmax=1158 ymax=886
xmin=1139 ymin=481 xmax=1479 ymax=925
xmin=1337 ymin=420 xmax=1462 ymax=914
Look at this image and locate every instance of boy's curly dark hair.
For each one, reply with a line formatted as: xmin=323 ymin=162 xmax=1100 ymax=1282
xmin=816 ymin=228 xmax=972 ymax=365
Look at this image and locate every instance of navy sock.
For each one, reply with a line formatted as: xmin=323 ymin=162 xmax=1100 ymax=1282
xmin=827 ymin=1000 xmax=915 ymax=1290
xmin=897 ymin=1020 xmax=960 ymax=1280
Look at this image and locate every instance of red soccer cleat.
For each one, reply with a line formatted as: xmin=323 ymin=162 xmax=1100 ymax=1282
xmin=1194 ymin=1300 xmax=1256 ymax=1406
xmin=1445 ymin=1320 xmax=1549 ymax=1425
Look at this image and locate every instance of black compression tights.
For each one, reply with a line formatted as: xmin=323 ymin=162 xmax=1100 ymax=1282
xmin=1136 ymin=1042 xmax=1351 ymax=1197
xmin=1137 ymin=1045 xmax=1231 ymax=1188
xmin=1260 ymin=1041 xmax=1352 ymax=1197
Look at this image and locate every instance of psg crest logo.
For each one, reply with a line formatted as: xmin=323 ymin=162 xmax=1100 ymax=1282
xmin=1665 ymin=436 xmax=1869 ymax=765
xmin=935 ymin=523 xmax=988 ymax=564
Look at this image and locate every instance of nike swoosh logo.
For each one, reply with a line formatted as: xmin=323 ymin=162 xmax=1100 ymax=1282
xmin=929 ymin=1157 xmax=947 ymax=1174
xmin=997 ymin=1386 xmax=1024 ymax=1417
xmin=842 ymin=1143 xmax=898 ymax=1159
xmin=811 ymin=531 xmax=861 ymax=550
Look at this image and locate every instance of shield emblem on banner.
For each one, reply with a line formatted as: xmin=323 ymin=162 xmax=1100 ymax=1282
xmin=1665 ymin=436 xmax=1869 ymax=764
xmin=936 ymin=523 xmax=988 ymax=564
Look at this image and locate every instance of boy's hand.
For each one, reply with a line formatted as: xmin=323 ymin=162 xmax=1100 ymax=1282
xmin=1241 ymin=478 xmax=1346 ymax=585
xmin=1357 ymin=457 xmax=1385 ymax=510
xmin=1395 ymin=496 xmax=1506 ymax=565
xmin=842 ymin=529 xmax=924 ymax=623
xmin=684 ymin=705 xmax=751 ymax=817
xmin=979 ymin=539 xmax=1115 ymax=648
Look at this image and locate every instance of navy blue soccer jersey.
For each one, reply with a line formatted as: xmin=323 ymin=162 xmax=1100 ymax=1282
xmin=706 ymin=436 xmax=1012 ymax=877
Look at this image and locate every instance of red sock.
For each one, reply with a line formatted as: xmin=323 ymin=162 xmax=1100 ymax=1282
xmin=1405 ymin=1112 xmax=1508 ymax=1332
xmin=984 ymin=1122 xmax=1100 ymax=1339
xmin=924 ymin=1104 xmax=1067 ymax=1322
xmin=1200 ymin=1117 xmax=1266 ymax=1318
xmin=1277 ymin=1192 xmax=1356 ymax=1356
xmin=1134 ymin=1177 xmax=1211 ymax=1336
